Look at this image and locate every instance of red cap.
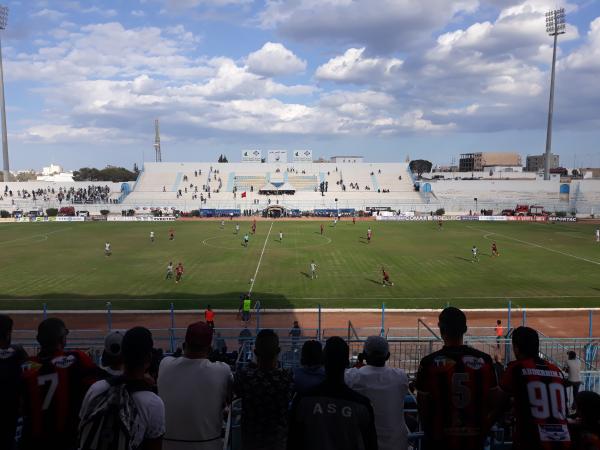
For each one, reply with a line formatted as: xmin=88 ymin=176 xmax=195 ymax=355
xmin=185 ymin=321 xmax=213 ymax=347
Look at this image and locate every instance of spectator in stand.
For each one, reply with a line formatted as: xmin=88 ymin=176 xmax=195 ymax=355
xmin=569 ymin=391 xmax=600 ymax=449
xmin=565 ymin=351 xmax=582 ymax=411
xmin=158 ymin=321 xmax=233 ymax=450
xmin=288 ymin=336 xmax=377 ymax=450
xmin=100 ymin=330 xmax=124 ymax=377
xmin=20 ymin=318 xmax=102 ymax=450
xmin=495 ymin=319 xmax=503 ymax=349
xmin=346 ymin=336 xmax=409 ymax=450
xmin=416 ymin=307 xmax=499 ymax=450
xmin=205 ymin=305 xmax=215 ymax=329
xmin=234 ymin=329 xmax=292 ymax=450
xmin=289 ymin=320 xmax=302 ymax=349
xmin=79 ymin=327 xmax=165 ymax=450
xmin=292 ymin=340 xmax=325 ymax=394
xmin=500 ymin=326 xmax=572 ymax=450
xmin=0 ymin=314 xmax=28 ymax=450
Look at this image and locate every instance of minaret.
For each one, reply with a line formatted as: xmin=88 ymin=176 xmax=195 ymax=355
xmin=154 ymin=119 xmax=162 ymax=162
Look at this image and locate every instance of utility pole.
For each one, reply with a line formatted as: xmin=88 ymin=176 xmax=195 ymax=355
xmin=0 ymin=5 xmax=10 ymax=181
xmin=543 ymin=8 xmax=566 ymax=180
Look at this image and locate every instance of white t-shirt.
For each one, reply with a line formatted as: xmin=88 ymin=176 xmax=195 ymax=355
xmin=158 ymin=356 xmax=233 ymax=450
xmin=567 ymin=359 xmax=582 ymax=383
xmin=80 ymin=380 xmax=165 ymax=449
xmin=345 ymin=365 xmax=410 ymax=450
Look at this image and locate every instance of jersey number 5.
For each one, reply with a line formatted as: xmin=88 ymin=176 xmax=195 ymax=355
xmin=527 ymin=381 xmax=566 ymax=420
xmin=452 ymin=373 xmax=471 ymax=408
xmin=38 ymin=373 xmax=59 ymax=410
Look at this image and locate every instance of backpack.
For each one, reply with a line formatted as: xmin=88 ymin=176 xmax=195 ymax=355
xmin=79 ymin=377 xmax=154 ymax=450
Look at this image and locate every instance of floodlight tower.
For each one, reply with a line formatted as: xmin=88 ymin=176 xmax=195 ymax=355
xmin=543 ymin=8 xmax=566 ymax=180
xmin=0 ymin=5 xmax=9 ymax=182
xmin=154 ymin=119 xmax=162 ymax=162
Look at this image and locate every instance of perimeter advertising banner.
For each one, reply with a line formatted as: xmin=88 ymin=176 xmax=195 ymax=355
xmin=293 ymin=150 xmax=312 ymax=162
xmin=242 ymin=149 xmax=262 ymax=162
xmin=267 ymin=150 xmax=288 ymax=163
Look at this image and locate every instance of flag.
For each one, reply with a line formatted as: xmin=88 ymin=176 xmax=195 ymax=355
xmin=241 ymin=192 xmax=247 ymax=198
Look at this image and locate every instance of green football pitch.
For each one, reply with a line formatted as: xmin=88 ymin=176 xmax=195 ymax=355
xmin=0 ymin=220 xmax=598 ymax=310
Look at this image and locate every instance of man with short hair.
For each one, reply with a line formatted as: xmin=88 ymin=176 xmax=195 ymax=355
xmin=101 ymin=330 xmax=124 ymax=377
xmin=0 ymin=314 xmax=28 ymax=450
xmin=346 ymin=336 xmax=409 ymax=450
xmin=288 ymin=336 xmax=378 ymax=450
xmin=500 ymin=326 xmax=571 ymax=449
xmin=158 ymin=321 xmax=233 ymax=450
xmin=416 ymin=307 xmax=499 ymax=450
xmin=205 ymin=305 xmax=215 ymax=329
xmin=310 ymin=260 xmax=318 ymax=279
xmin=20 ymin=318 xmax=101 ymax=450
xmin=79 ymin=327 xmax=165 ymax=450
xmin=292 ymin=340 xmax=325 ymax=395
xmin=234 ymin=329 xmax=292 ymax=450
xmin=565 ymin=350 xmax=582 ymax=410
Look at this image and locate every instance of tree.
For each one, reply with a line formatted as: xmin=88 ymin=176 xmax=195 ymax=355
xmin=73 ymin=166 xmax=136 ymax=182
xmin=16 ymin=171 xmax=37 ymax=182
xmin=133 ymin=163 xmax=140 ymax=175
xmin=409 ymin=160 xmax=433 ymax=178
xmin=572 ymin=169 xmax=579 ymax=178
xmin=217 ymin=154 xmax=228 ymax=163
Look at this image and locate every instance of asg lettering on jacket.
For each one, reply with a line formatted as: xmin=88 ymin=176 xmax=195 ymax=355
xmin=312 ymin=402 xmax=353 ymax=417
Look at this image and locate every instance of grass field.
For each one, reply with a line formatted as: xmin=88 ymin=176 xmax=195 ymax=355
xmin=0 ymin=220 xmax=599 ymax=310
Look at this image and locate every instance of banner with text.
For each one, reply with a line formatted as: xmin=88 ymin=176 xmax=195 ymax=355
xmin=242 ymin=149 xmax=262 ymax=162
xmin=267 ymin=150 xmax=288 ymax=164
xmin=293 ymin=150 xmax=312 ymax=162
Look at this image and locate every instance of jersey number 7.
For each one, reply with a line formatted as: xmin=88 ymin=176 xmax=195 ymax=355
xmin=38 ymin=373 xmax=59 ymax=410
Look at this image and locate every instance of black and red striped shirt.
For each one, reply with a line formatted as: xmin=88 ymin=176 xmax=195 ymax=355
xmin=20 ymin=350 xmax=100 ymax=450
xmin=500 ymin=357 xmax=571 ymax=450
xmin=416 ymin=345 xmax=497 ymax=450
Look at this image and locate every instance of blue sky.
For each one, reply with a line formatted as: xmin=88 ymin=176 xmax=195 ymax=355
xmin=2 ymin=0 xmax=600 ymax=170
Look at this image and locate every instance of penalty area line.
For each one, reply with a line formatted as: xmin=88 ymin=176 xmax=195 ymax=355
xmin=249 ymin=222 xmax=273 ymax=294
xmin=470 ymin=226 xmax=600 ymax=266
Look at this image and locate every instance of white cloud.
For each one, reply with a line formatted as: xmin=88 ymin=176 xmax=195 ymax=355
xmin=31 ymin=9 xmax=67 ymax=21
xmin=246 ymin=42 xmax=306 ymax=77
xmin=131 ymin=10 xmax=146 ymax=17
xmin=259 ymin=0 xmax=479 ymax=52
xmin=315 ymin=47 xmax=403 ymax=84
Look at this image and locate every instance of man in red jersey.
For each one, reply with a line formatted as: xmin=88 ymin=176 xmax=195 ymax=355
xmin=500 ymin=326 xmax=571 ymax=450
xmin=175 ymin=262 xmax=184 ymax=284
xmin=416 ymin=307 xmax=500 ymax=450
xmin=20 ymin=318 xmax=102 ymax=450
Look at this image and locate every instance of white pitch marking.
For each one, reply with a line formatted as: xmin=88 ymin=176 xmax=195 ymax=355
xmin=470 ymin=226 xmax=600 ymax=266
xmin=249 ymin=222 xmax=273 ymax=294
xmin=0 ymin=227 xmax=72 ymax=246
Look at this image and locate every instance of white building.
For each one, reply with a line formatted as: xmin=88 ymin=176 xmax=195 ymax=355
xmin=42 ymin=164 xmax=64 ymax=176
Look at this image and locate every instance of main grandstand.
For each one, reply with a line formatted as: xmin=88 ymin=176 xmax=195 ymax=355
xmin=2 ymin=158 xmax=599 ymax=216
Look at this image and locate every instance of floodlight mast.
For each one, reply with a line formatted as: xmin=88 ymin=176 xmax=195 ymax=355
xmin=543 ymin=8 xmax=566 ymax=181
xmin=0 ymin=5 xmax=9 ymax=182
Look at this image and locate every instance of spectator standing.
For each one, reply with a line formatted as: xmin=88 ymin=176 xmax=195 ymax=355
xmin=20 ymin=318 xmax=101 ymax=450
xmin=289 ymin=321 xmax=302 ymax=349
xmin=79 ymin=327 xmax=165 ymax=450
xmin=0 ymin=314 xmax=28 ymax=450
xmin=495 ymin=319 xmax=503 ymax=349
xmin=288 ymin=336 xmax=378 ymax=450
xmin=158 ymin=321 xmax=233 ymax=450
xmin=100 ymin=330 xmax=124 ymax=377
xmin=500 ymin=326 xmax=571 ymax=450
xmin=416 ymin=307 xmax=499 ymax=450
xmin=234 ymin=329 xmax=292 ymax=450
xmin=205 ymin=305 xmax=215 ymax=329
xmin=565 ymin=350 xmax=582 ymax=411
xmin=346 ymin=336 xmax=409 ymax=450
xmin=569 ymin=391 xmax=600 ymax=449
xmin=292 ymin=340 xmax=325 ymax=395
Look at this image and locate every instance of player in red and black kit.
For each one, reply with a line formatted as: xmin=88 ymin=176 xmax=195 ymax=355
xmin=175 ymin=262 xmax=185 ymax=284
xmin=416 ymin=307 xmax=500 ymax=450
xmin=0 ymin=314 xmax=28 ymax=450
xmin=492 ymin=242 xmax=499 ymax=257
xmin=500 ymin=326 xmax=571 ymax=450
xmin=169 ymin=227 xmax=175 ymax=240
xmin=20 ymin=318 xmax=102 ymax=450
xmin=252 ymin=219 xmax=257 ymax=235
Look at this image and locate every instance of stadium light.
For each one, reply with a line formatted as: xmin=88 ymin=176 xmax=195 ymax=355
xmin=0 ymin=4 xmax=9 ymax=182
xmin=543 ymin=8 xmax=566 ymax=181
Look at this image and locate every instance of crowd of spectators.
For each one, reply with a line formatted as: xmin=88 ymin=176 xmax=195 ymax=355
xmin=1 ymin=308 xmax=598 ymax=450
xmin=1 ymin=184 xmax=114 ymax=204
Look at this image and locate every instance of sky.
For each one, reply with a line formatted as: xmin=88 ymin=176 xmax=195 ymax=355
xmin=1 ymin=0 xmax=600 ymax=170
